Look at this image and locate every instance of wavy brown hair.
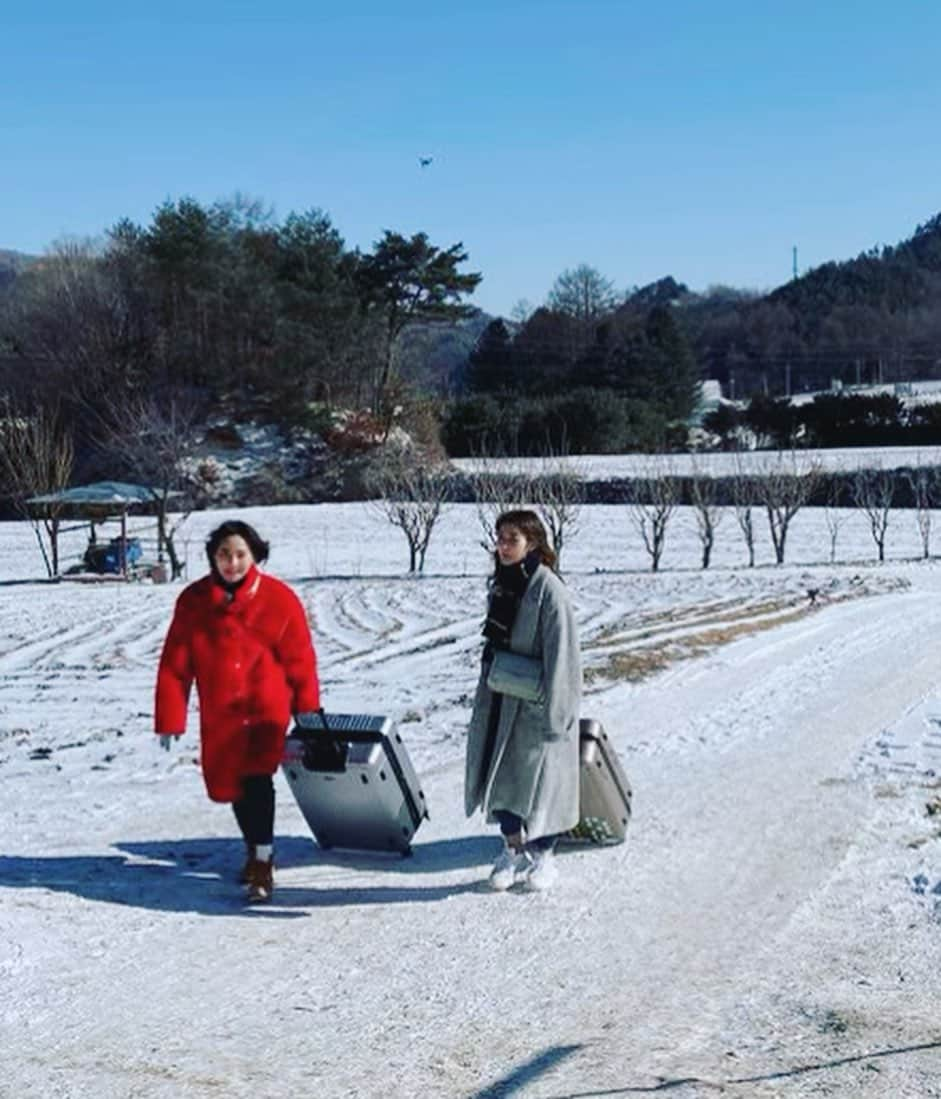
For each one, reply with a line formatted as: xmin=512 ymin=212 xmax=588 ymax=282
xmin=494 ymin=509 xmax=557 ymax=571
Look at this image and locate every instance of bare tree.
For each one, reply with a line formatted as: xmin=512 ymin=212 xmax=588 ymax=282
xmin=509 ymin=298 xmax=534 ymax=324
xmin=823 ymin=477 xmax=852 ymax=564
xmin=852 ymin=463 xmax=895 ymax=563
xmin=466 ymin=449 xmax=532 ymax=556
xmin=689 ymin=461 xmax=724 ymax=569
xmin=95 ymin=393 xmax=203 ymax=579
xmin=629 ymin=460 xmax=679 ymax=572
xmin=466 ymin=448 xmax=584 ymax=569
xmin=4 ymin=239 xmax=147 ymax=410
xmin=730 ymin=454 xmax=758 ymax=567
xmin=546 ymin=264 xmax=619 ymax=324
xmin=0 ymin=402 xmax=74 ymax=576
xmin=531 ymin=468 xmax=583 ymax=569
xmin=905 ymin=464 xmax=939 ymax=560
xmin=366 ymin=446 xmax=452 ymax=573
xmin=546 ymin=263 xmax=620 ymax=359
xmin=753 ymin=452 xmax=821 ymax=565
xmin=529 ymin=447 xmax=585 ymax=570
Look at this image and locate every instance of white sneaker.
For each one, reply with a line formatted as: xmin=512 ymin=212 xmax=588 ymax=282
xmin=488 ymin=844 xmax=526 ymax=891
xmin=522 ymin=848 xmax=558 ymax=892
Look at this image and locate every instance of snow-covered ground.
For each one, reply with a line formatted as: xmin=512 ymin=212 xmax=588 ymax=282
xmin=2 ymin=502 xmax=941 ymax=1098
xmin=454 ymin=445 xmax=941 ymax=481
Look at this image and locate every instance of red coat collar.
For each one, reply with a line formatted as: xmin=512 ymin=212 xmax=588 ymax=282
xmin=209 ymin=563 xmax=262 ymax=609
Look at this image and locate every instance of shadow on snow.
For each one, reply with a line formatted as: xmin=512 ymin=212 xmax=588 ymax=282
xmin=0 ymin=834 xmax=496 ymax=918
xmin=535 ymin=1038 xmax=941 ymax=1096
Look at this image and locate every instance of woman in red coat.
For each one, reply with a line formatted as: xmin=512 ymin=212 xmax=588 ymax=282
xmin=155 ymin=520 xmax=320 ymax=903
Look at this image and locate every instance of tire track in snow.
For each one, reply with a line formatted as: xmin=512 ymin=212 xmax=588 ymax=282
xmin=308 ymin=578 xmax=941 ymax=1097
xmin=5 ymin=562 xmax=941 ymax=1098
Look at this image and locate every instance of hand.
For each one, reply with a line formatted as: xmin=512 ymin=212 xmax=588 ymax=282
xmin=159 ymin=735 xmax=174 ymax=752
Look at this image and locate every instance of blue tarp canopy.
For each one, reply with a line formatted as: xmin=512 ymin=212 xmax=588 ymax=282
xmin=27 ymin=481 xmax=165 ymax=508
xmin=24 ymin=481 xmax=179 ymax=578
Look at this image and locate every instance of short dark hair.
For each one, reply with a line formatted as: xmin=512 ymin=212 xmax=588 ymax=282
xmin=205 ymin=520 xmax=270 ymax=567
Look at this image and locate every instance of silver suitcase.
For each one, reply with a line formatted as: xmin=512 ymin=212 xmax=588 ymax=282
xmin=563 ymin=717 xmax=632 ymax=846
xmin=281 ymin=712 xmax=429 ymax=855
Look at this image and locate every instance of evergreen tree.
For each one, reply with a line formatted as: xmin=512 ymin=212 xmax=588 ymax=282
xmin=511 ymin=307 xmax=581 ymax=393
xmin=466 ymin=318 xmax=515 ymax=392
xmin=644 ymin=305 xmax=701 ymax=420
xmin=356 ymin=231 xmax=481 ymax=414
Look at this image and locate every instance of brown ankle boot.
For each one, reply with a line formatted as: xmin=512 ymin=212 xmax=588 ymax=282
xmin=245 ymin=858 xmax=274 ymax=903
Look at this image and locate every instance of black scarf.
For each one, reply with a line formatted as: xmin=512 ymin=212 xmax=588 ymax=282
xmin=212 ymin=570 xmax=250 ymax=602
xmin=483 ymin=551 xmax=542 ymax=649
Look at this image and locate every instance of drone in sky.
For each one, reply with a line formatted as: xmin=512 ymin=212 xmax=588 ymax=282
xmin=418 ymin=156 xmax=433 ymax=168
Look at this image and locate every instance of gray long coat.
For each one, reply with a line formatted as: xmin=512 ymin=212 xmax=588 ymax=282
xmin=465 ymin=563 xmax=582 ymax=841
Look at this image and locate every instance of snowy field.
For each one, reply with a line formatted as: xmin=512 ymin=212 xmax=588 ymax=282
xmin=2 ymin=501 xmax=941 ymax=1098
xmin=453 ymin=445 xmax=941 ymax=480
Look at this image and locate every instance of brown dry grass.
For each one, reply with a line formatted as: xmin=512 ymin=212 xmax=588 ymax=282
xmin=587 ymin=597 xmax=757 ymax=648
xmin=584 ymin=585 xmax=878 ymax=687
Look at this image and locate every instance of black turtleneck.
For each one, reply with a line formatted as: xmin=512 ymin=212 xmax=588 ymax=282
xmin=213 ymin=571 xmax=250 ymax=600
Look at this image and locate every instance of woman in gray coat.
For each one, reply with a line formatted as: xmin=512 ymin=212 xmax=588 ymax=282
xmin=465 ymin=510 xmax=581 ymax=891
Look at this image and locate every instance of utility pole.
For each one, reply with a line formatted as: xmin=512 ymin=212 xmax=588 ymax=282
xmin=792 ymin=246 xmax=798 ymax=281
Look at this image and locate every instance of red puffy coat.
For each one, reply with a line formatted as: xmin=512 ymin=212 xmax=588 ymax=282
xmin=155 ymin=565 xmax=319 ymax=802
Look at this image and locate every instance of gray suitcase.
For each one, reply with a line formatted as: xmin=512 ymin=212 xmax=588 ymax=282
xmin=563 ymin=717 xmax=632 ymax=846
xmin=281 ymin=712 xmax=429 ymax=855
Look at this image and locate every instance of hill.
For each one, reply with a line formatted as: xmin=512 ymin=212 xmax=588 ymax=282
xmin=674 ymin=212 xmax=941 ymax=399
xmin=396 ymin=309 xmax=493 ymax=396
xmin=771 ymin=211 xmax=941 ymax=319
xmin=0 ymin=248 xmax=34 ymax=292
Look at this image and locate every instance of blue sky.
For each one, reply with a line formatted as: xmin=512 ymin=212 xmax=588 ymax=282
xmin=3 ymin=1 xmax=941 ymax=316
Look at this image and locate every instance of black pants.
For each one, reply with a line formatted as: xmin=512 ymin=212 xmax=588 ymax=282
xmin=232 ymin=774 xmax=275 ymax=847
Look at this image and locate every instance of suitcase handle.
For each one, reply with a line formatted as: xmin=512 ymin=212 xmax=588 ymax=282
xmin=294 ymin=708 xmax=348 ymax=773
xmin=292 ymin=707 xmax=333 ymax=735
xmin=293 ymin=710 xmax=387 ymax=744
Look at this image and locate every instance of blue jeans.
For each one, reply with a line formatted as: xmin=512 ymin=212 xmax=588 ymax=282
xmin=493 ymin=810 xmax=558 ymax=853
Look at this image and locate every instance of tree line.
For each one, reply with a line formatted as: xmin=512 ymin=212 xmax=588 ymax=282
xmin=0 ymin=196 xmax=481 ymax=472
xmin=704 ymin=391 xmax=941 ymax=450
xmin=444 ymin=267 xmax=702 ymax=455
xmin=6 ymin=198 xmax=941 ymax=484
xmin=444 ymin=203 xmax=941 ymax=454
xmin=369 ymin=451 xmax=941 ymax=575
xmin=683 ymin=212 xmax=941 ymax=400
